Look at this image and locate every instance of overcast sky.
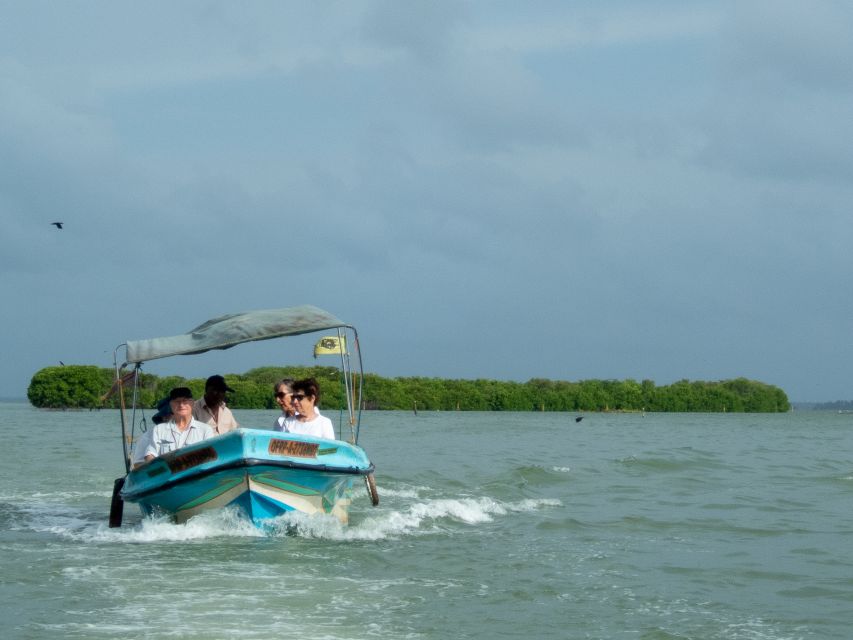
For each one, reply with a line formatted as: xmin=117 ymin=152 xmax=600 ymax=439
xmin=3 ymin=1 xmax=852 ymax=403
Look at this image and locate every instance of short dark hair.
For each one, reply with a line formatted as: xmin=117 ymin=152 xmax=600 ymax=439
xmin=292 ymin=377 xmax=320 ymax=402
xmin=273 ymin=378 xmax=295 ymax=394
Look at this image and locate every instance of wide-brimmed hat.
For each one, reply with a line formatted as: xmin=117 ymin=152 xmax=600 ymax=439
xmin=152 ymin=396 xmax=172 ymax=423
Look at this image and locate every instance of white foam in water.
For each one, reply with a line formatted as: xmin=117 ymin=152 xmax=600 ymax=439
xmin=552 ymin=466 xmax=572 ymax=473
xmin=37 ymin=506 xmax=263 ymax=543
xmin=3 ymin=489 xmax=118 ymax=535
xmin=374 ymin=485 xmax=428 ymax=499
xmin=91 ymin=494 xmax=564 ymax=543
xmin=270 ymin=495 xmax=563 ymax=542
xmin=127 ymin=509 xmax=265 ymax=542
xmin=15 ymin=502 xmax=95 ymax=536
xmin=508 ymin=498 xmax=562 ymax=511
xmin=16 ymin=482 xmax=561 ymax=544
xmin=34 ymin=491 xmax=113 ymax=501
xmin=0 ymin=489 xmax=113 ymax=504
xmin=107 ymin=508 xmax=264 ymax=542
xmin=412 ymin=497 xmax=505 ymax=523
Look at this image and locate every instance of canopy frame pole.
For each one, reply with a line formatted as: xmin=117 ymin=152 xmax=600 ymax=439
xmin=113 ymin=346 xmax=132 ymax=474
xmin=352 ymin=328 xmax=364 ymax=443
xmin=129 ymin=366 xmax=142 ymax=467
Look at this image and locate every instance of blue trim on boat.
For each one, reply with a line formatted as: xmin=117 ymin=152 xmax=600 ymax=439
xmin=120 ymin=427 xmax=373 ymax=524
xmin=122 ymin=457 xmax=374 ymax=501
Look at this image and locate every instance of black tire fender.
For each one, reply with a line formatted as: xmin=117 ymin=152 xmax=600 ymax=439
xmin=365 ymin=472 xmax=379 ymax=506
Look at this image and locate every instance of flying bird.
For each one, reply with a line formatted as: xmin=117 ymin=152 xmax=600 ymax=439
xmin=51 ymin=222 xmax=64 ymax=229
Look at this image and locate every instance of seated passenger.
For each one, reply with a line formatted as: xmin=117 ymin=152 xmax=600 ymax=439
xmin=193 ymin=374 xmax=239 ymax=435
xmin=272 ymin=378 xmax=296 ymax=430
xmin=139 ymin=387 xmax=214 ymax=464
xmin=277 ymin=377 xmax=336 ymax=439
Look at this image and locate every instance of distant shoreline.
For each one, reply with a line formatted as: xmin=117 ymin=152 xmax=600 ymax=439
xmin=14 ymin=365 xmax=814 ymax=413
xmin=6 ymin=390 xmax=847 ymax=411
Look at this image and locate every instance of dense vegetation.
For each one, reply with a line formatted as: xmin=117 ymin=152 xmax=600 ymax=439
xmin=28 ymin=365 xmax=791 ymax=413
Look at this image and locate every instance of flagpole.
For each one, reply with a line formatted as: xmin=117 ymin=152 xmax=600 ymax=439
xmin=337 ymin=327 xmax=356 ymax=442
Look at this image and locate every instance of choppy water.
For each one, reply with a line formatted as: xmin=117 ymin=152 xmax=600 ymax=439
xmin=1 ymin=402 xmax=852 ymax=639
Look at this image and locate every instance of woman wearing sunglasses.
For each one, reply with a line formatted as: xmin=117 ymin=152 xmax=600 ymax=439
xmin=276 ymin=377 xmax=336 ymax=440
xmin=272 ymin=378 xmax=296 ymax=431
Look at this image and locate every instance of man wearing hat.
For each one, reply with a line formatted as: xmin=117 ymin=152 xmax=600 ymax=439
xmin=138 ymin=387 xmax=214 ymax=464
xmin=193 ymin=374 xmax=240 ymax=435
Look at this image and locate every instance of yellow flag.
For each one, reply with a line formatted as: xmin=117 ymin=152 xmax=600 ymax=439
xmin=314 ymin=336 xmax=347 ymax=358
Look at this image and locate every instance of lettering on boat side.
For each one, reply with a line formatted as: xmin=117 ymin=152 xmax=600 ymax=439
xmin=269 ymin=439 xmax=319 ymax=458
xmin=166 ymin=447 xmax=218 ymax=473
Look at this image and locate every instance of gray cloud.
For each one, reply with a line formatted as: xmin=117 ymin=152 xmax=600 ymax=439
xmin=2 ymin=2 xmax=852 ymax=401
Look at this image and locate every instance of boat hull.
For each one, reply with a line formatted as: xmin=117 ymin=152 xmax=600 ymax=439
xmin=121 ymin=428 xmax=372 ymax=525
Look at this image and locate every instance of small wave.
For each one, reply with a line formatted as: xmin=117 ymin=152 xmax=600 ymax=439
xmin=75 ymin=508 xmax=266 ymax=543
xmin=255 ymin=495 xmax=558 ymax=541
xmin=491 ymin=464 xmax=575 ymax=489
xmin=508 ymin=498 xmax=561 ymax=512
xmin=639 ymin=619 xmax=786 ymax=640
xmin=9 ymin=500 xmax=103 ymax=536
xmin=264 ymin=495 xmax=562 ymax=541
xmin=410 ymin=496 xmax=560 ymax=523
xmin=375 ymin=485 xmax=428 ymax=499
xmin=19 ymin=504 xmax=263 ymax=543
xmin=615 ymin=454 xmax=729 ymax=473
xmin=617 ymin=456 xmax=692 ymax=471
xmin=0 ymin=501 xmax=33 ymax=530
xmin=0 ymin=490 xmax=115 ymax=532
xmin=0 ymin=489 xmax=113 ymax=502
xmin=14 ymin=487 xmax=562 ymax=544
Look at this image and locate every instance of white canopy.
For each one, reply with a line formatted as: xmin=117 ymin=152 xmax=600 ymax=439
xmin=125 ymin=305 xmax=348 ymax=364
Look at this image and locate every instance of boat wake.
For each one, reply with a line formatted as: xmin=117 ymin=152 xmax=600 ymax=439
xmin=7 ymin=482 xmax=562 ymax=544
xmin=263 ymin=494 xmax=562 ymax=541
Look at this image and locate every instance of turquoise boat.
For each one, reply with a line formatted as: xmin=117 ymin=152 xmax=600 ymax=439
xmin=108 ymin=305 xmax=377 ymax=528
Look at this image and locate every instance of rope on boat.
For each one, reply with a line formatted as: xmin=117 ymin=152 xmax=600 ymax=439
xmin=115 ymin=363 xmax=145 ymax=473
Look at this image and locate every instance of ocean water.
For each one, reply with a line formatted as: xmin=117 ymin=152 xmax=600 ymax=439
xmin=1 ymin=402 xmax=852 ymax=639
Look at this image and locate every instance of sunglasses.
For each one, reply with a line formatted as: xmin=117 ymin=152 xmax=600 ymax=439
xmin=292 ymin=394 xmax=309 ymax=402
xmin=274 ymin=391 xmax=291 ymax=399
